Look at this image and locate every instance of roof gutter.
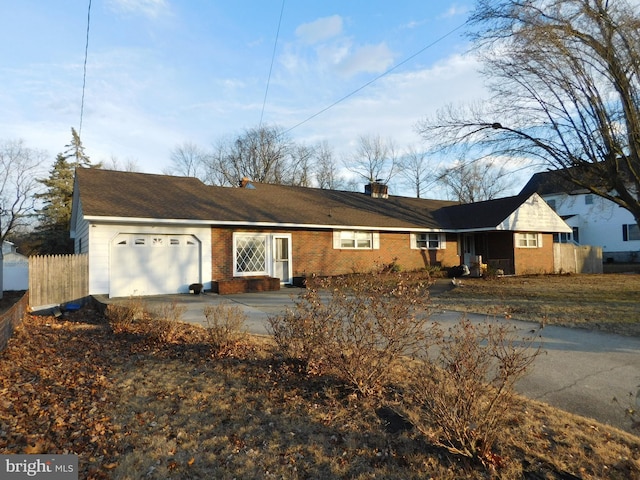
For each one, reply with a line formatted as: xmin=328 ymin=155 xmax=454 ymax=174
xmin=82 ymin=215 xmax=448 ymax=233
xmin=82 ymin=215 xmax=570 ymax=234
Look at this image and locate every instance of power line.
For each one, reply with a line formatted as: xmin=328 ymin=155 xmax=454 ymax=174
xmin=282 ymin=19 xmax=469 ymax=136
xmin=259 ymin=0 xmax=286 ymax=128
xmin=79 ymin=0 xmax=92 ymax=137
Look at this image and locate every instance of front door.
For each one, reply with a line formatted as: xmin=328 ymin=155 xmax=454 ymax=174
xmin=462 ymin=234 xmax=475 ymax=266
xmin=272 ymin=235 xmax=291 ymax=284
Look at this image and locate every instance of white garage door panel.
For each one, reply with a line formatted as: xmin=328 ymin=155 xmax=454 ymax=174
xmin=110 ymin=234 xmax=201 ymax=297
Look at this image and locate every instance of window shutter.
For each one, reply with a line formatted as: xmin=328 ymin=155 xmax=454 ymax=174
xmin=537 ymin=233 xmax=543 ymax=248
xmin=623 ymin=224 xmax=628 ymax=242
xmin=440 ymin=234 xmax=446 ymax=249
xmin=333 ymin=231 xmax=341 ymax=249
xmin=372 ymin=232 xmax=380 ymax=249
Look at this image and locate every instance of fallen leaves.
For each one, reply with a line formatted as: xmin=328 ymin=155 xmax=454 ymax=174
xmin=0 ymin=309 xmax=121 ymax=479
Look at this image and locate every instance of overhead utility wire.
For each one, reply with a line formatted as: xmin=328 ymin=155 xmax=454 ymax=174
xmin=282 ymin=19 xmax=469 ymax=136
xmin=79 ymin=0 xmax=92 ymax=137
xmin=259 ymin=0 xmax=286 ymax=128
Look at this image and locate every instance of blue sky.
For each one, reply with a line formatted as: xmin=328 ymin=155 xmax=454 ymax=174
xmin=1 ymin=1 xmax=500 ymax=193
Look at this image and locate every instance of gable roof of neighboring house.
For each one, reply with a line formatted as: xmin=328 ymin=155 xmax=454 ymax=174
xmin=72 ymin=168 xmax=571 ymax=233
xmin=519 ymin=164 xmax=615 ymax=197
xmin=519 ymin=170 xmax=581 ymax=196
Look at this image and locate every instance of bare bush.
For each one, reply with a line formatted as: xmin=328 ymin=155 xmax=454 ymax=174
xmin=268 ymin=273 xmax=431 ymax=396
xmin=105 ymin=298 xmax=147 ymax=334
xmin=404 ymin=317 xmax=541 ymax=464
xmin=148 ymin=301 xmax=187 ymax=343
xmin=203 ymin=303 xmax=246 ymax=357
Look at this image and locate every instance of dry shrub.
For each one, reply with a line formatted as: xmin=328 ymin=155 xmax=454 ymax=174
xmin=404 ymin=317 xmax=541 ymax=465
xmin=105 ymin=298 xmax=147 ymax=333
xmin=147 ymin=301 xmax=187 ymax=343
xmin=203 ymin=303 xmax=246 ymax=357
xmin=268 ymin=272 xmax=431 ymax=396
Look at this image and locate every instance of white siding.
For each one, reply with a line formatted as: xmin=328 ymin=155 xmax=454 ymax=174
xmin=75 ymin=219 xmax=90 ymax=254
xmin=3 ymin=252 xmax=28 ymax=290
xmin=543 ymin=192 xmax=639 ymax=256
xmin=498 ymin=194 xmax=572 ymax=233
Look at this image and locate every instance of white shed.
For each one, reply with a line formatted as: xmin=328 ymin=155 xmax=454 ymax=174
xmin=2 ymin=242 xmax=28 ymax=291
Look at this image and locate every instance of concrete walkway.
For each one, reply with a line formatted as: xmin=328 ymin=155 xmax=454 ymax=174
xmin=97 ymin=285 xmax=640 ymax=436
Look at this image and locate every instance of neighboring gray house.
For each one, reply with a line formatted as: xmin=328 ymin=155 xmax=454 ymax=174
xmin=521 ymin=170 xmax=640 ymax=263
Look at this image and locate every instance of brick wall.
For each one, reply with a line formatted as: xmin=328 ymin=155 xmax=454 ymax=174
xmin=211 ymin=229 xmax=233 ymax=279
xmin=513 ymin=233 xmax=555 ymax=274
xmin=292 ymin=231 xmax=460 ymax=276
xmin=211 ymin=227 xmax=460 ymax=279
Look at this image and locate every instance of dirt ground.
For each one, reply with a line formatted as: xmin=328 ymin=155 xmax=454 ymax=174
xmin=0 ymin=291 xmax=26 ymax=315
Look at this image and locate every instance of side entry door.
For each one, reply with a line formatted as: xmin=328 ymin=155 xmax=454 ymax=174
xmin=272 ymin=235 xmax=292 ymax=284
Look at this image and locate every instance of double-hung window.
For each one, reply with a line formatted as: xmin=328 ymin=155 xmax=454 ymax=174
xmin=413 ymin=233 xmax=445 ymax=249
xmin=333 ymin=231 xmax=378 ymax=250
xmin=516 ymin=232 xmax=541 ymax=248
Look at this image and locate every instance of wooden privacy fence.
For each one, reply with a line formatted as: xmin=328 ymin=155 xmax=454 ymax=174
xmin=553 ymin=244 xmax=603 ymax=274
xmin=29 ymin=254 xmax=89 ymax=308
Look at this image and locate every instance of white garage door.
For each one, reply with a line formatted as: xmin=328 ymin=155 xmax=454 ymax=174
xmin=110 ymin=234 xmax=201 ymax=297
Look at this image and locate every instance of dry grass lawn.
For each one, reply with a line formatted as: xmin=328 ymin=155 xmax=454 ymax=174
xmin=433 ymin=273 xmax=640 ymax=336
xmin=1 ymin=305 xmax=639 ymax=479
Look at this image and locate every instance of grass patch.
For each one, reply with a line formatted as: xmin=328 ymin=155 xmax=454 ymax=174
xmin=434 ymin=274 xmax=640 ymax=336
xmin=1 ymin=308 xmax=639 ymax=479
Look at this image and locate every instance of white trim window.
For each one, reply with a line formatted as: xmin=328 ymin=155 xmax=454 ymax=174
xmin=412 ymin=233 xmax=445 ymax=250
xmin=234 ymin=234 xmax=268 ymax=275
xmin=516 ymin=232 xmax=542 ymax=248
xmin=333 ymin=231 xmax=379 ymax=250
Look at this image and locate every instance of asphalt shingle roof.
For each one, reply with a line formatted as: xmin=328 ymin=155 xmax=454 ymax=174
xmin=519 ymin=170 xmax=580 ymax=196
xmin=74 ymin=168 xmax=534 ymax=231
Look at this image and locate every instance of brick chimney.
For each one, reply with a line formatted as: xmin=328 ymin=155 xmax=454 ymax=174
xmin=365 ymin=181 xmax=388 ymax=199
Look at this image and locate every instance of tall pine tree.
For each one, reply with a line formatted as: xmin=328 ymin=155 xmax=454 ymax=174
xmin=35 ymin=128 xmax=98 ymax=254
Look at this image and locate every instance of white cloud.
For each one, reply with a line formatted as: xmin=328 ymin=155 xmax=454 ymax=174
xmin=107 ymin=0 xmax=171 ymax=18
xmin=440 ymin=4 xmax=471 ymax=19
xmin=336 ymin=42 xmax=395 ymax=77
xmin=295 ymin=15 xmax=343 ymax=44
xmin=286 ymin=51 xmax=488 ymax=158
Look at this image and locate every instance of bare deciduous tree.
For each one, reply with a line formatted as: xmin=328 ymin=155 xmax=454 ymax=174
xmin=209 ymin=125 xmax=293 ymax=185
xmin=315 ymin=141 xmax=343 ymax=190
xmin=0 ymin=139 xmax=45 ymax=242
xmin=287 ymin=143 xmax=315 ymax=187
xmin=398 ymin=145 xmax=432 ymax=198
xmin=104 ymin=155 xmax=140 ymax=172
xmin=437 ymin=158 xmax=508 ymax=203
xmin=166 ymin=141 xmax=209 ymax=179
xmin=345 ymin=134 xmax=399 ymax=185
xmin=417 ymin=0 xmax=640 ymax=223
xmin=0 ymin=139 xmax=45 ymax=296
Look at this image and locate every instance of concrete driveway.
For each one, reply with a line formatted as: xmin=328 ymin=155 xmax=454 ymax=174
xmin=98 ymin=286 xmax=640 ymax=436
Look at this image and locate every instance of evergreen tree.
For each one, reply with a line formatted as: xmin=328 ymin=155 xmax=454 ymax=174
xmin=35 ymin=128 xmax=98 ymax=254
xmin=35 ymin=154 xmax=75 ymax=254
xmin=64 ymin=127 xmax=92 ymax=167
